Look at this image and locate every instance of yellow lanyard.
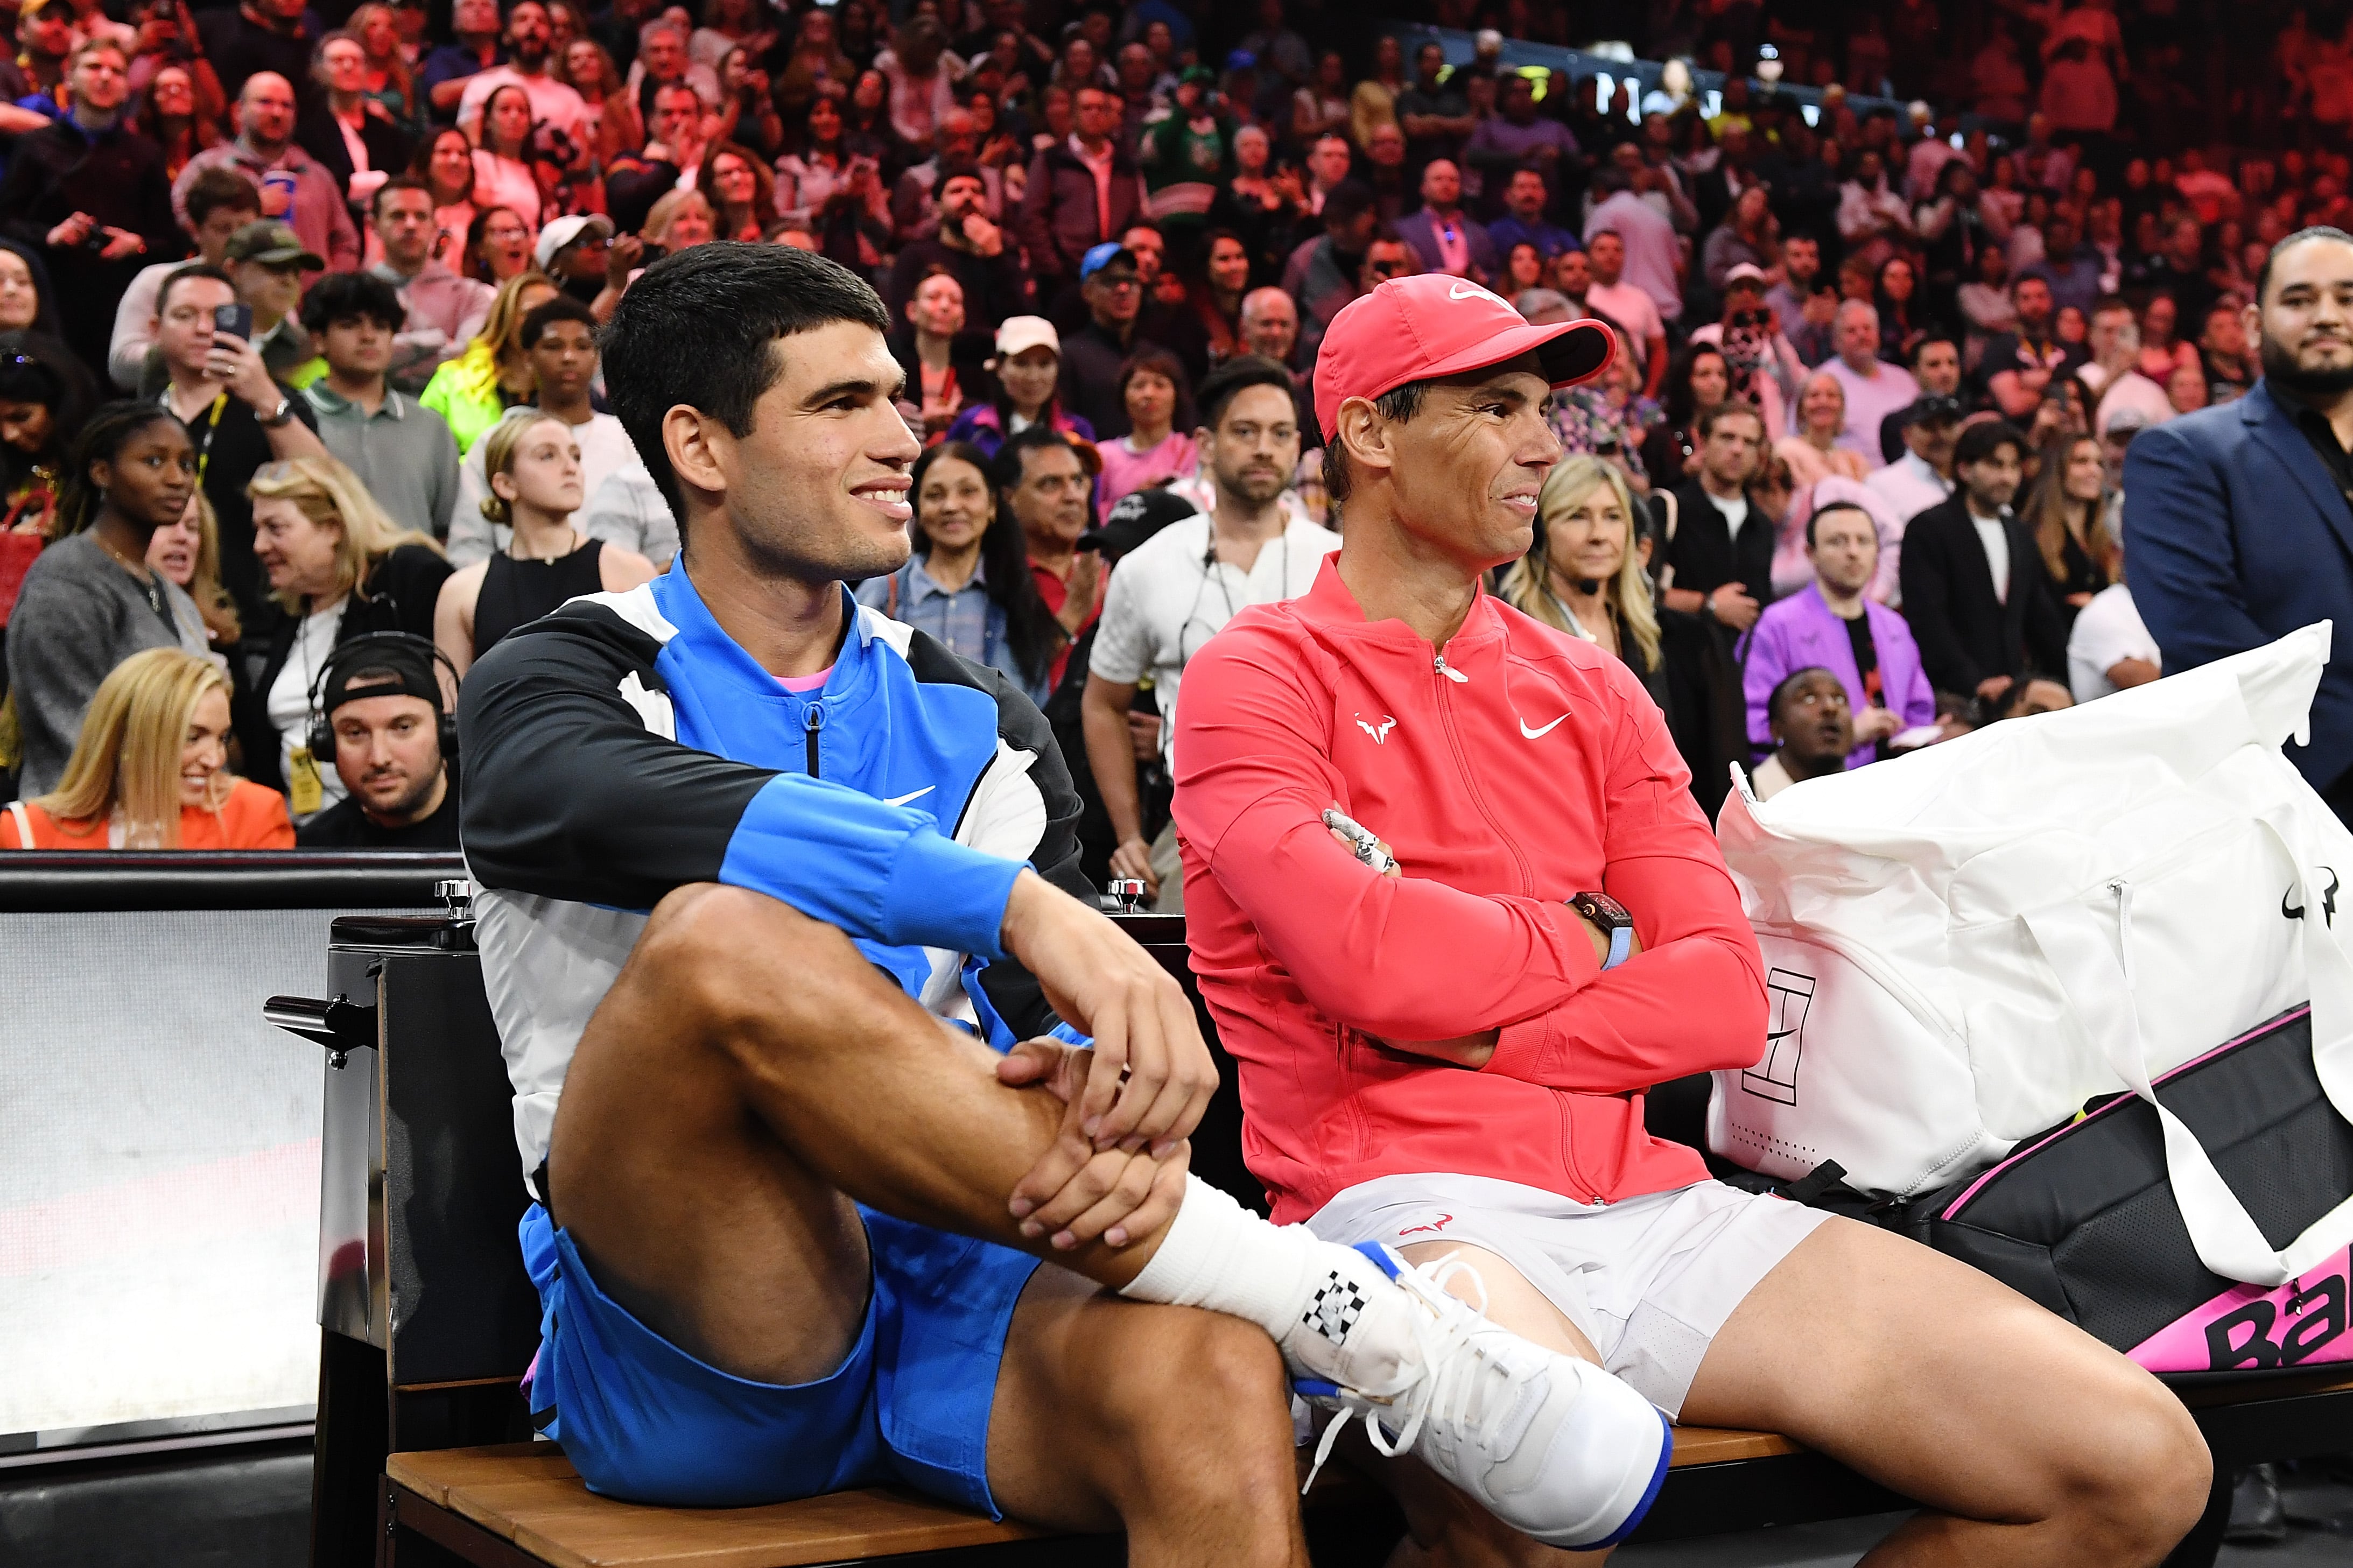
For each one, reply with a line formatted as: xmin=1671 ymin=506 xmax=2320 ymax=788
xmin=183 ymin=392 xmax=229 ymax=488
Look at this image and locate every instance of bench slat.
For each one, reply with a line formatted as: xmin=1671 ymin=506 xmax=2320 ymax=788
xmin=391 ymin=1444 xmax=579 ymax=1510
xmin=502 ymin=1485 xmax=1050 ymax=1568
xmin=389 ymin=1419 xmax=1806 ymax=1568
xmin=1662 ymin=1425 xmax=1805 ymax=1465
xmin=392 ymin=1450 xmax=1053 ymax=1568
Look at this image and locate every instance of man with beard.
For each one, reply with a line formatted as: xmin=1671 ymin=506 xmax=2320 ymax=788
xmin=1899 ymin=419 xmax=2068 ymax=705
xmin=455 ymin=0 xmax=593 ymax=152
xmin=1079 ymin=356 xmax=1336 ymax=910
xmin=2130 ymin=226 xmax=2353 ymax=824
xmin=296 ymin=634 xmax=461 ymax=848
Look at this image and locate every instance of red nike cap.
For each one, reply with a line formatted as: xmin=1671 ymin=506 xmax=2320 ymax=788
xmin=1312 ymin=274 xmax=1617 ymax=440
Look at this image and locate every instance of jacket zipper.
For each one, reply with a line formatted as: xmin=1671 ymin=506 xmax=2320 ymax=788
xmin=804 ymin=702 xmax=825 ymax=778
xmin=1432 ymin=651 xmax=1603 ymax=1203
xmin=1430 ymin=652 xmax=1533 ymax=892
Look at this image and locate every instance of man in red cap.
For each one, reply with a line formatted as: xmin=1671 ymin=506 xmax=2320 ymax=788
xmin=1171 ymin=274 xmax=2210 ymax=1564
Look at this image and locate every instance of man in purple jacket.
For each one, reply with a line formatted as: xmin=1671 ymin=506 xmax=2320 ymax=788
xmin=1739 ymin=500 xmax=1935 ymax=768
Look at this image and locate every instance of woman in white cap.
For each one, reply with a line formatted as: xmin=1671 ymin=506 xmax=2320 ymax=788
xmin=534 ymin=213 xmax=613 ymax=304
xmin=942 ymin=315 xmax=1097 ymax=460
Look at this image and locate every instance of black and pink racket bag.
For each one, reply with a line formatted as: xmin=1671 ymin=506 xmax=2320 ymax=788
xmin=1900 ymin=1004 xmax=2353 ymax=1381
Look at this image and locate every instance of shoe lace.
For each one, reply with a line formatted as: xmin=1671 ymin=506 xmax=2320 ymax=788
xmin=1300 ymin=1250 xmax=1516 ymax=1495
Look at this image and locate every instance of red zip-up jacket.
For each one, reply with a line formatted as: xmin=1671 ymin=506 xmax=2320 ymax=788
xmin=1172 ymin=559 xmax=1768 ymax=1224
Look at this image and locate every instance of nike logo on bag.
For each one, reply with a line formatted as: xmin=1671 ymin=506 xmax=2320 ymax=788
xmin=1519 ymin=714 xmax=1569 ymax=740
xmin=882 ymin=786 xmax=936 ymax=807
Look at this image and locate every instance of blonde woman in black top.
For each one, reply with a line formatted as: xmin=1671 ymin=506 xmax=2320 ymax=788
xmin=433 ymin=410 xmax=652 ymax=677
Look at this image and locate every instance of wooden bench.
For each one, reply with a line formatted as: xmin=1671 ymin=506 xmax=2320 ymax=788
xmin=375 ymin=1372 xmax=2353 ymax=1567
xmin=291 ymin=909 xmax=2353 ymax=1568
xmin=376 ymin=1426 xmax=1832 ymax=1568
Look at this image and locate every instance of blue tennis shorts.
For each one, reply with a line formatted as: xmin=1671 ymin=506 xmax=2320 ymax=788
xmin=517 ymin=1202 xmax=1043 ymax=1513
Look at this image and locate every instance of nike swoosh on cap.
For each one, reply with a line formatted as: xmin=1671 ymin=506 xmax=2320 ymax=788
xmin=1519 ymin=715 xmax=1569 ymax=740
xmin=1449 ymin=282 xmax=1487 ymax=300
xmin=882 ymin=786 xmax=936 ymax=807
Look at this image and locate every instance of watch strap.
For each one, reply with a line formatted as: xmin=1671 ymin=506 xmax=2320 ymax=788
xmin=1603 ymin=923 xmax=1633 ymax=971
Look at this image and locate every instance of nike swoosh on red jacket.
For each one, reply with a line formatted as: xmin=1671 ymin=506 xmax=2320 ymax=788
xmin=1171 ymin=558 xmax=1767 ymax=1223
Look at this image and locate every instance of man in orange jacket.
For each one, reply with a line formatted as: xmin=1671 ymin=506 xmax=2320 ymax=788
xmin=1172 ymin=273 xmax=2212 ymax=1566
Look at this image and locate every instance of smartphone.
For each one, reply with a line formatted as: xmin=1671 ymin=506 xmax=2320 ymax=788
xmin=213 ymin=302 xmax=252 ymax=341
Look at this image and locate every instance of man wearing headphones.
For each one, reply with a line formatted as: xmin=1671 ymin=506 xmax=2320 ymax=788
xmin=295 ymin=634 xmax=462 ymax=848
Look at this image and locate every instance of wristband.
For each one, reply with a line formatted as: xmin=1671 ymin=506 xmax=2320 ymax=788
xmin=258 ymin=396 xmax=293 ymax=428
xmin=1603 ymin=924 xmax=1633 ymax=971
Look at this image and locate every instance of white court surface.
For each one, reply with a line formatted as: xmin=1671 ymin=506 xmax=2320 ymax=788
xmin=0 ymin=909 xmax=347 ymax=1443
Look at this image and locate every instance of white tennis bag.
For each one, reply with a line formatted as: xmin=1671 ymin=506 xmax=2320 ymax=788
xmin=1710 ymin=623 xmax=2353 ymax=1288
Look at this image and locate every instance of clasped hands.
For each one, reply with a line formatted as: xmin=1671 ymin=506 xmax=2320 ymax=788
xmin=992 ymin=870 xmax=1213 ymax=1254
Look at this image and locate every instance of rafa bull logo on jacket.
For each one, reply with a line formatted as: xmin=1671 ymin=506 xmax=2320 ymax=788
xmin=2130 ymin=1248 xmax=2353 ymax=1373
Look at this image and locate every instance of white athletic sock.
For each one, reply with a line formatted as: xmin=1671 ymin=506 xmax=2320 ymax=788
xmin=1119 ymin=1176 xmax=1424 ymax=1395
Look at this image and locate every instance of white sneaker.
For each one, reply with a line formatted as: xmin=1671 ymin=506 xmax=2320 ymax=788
xmin=1296 ymin=1243 xmax=1672 ymax=1551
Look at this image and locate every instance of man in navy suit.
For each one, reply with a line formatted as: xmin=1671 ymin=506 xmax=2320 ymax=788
xmin=1395 ymin=159 xmax=1498 ymax=282
xmin=2127 ymin=227 xmax=2353 ymax=820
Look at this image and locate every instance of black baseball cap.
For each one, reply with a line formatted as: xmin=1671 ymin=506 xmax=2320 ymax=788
xmin=1080 ymin=486 xmax=1198 ymax=557
xmin=1901 ymin=393 xmax=1966 ymax=427
xmin=322 ymin=636 xmax=445 ymax=716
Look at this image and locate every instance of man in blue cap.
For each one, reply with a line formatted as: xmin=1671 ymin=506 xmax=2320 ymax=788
xmin=1058 ymin=240 xmax=1144 ymax=437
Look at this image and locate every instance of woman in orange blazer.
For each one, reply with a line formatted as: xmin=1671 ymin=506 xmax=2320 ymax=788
xmin=2 ymin=646 xmax=293 ymax=848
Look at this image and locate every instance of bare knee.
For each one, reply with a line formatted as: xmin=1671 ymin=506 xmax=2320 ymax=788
xmin=1107 ymin=1310 xmax=1296 ymax=1508
xmin=2055 ymin=1379 xmax=2211 ymax=1563
xmin=635 ymin=883 xmax=856 ymax=1031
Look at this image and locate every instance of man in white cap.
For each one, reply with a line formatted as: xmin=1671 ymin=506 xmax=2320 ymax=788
xmin=1171 ymin=271 xmax=2211 ymax=1564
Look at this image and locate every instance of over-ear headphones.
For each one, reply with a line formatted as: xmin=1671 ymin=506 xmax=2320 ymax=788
xmin=306 ymin=631 xmax=462 ymax=765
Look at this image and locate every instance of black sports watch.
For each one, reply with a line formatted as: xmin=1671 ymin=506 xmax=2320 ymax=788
xmin=1570 ymin=892 xmax=1634 ymax=970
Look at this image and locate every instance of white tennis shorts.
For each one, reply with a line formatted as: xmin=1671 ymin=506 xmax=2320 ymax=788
xmin=1307 ymin=1173 xmax=1831 ymax=1417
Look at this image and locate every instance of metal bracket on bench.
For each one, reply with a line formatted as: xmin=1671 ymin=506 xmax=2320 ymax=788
xmin=265 ymin=994 xmax=378 ymax=1070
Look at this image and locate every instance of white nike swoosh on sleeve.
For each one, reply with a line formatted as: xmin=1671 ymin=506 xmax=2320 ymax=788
xmin=883 ymin=786 xmax=936 ymax=807
xmin=1519 ymin=715 xmax=1569 ymax=740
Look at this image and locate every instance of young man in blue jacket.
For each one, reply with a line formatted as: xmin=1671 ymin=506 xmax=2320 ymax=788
xmin=457 ymin=243 xmax=1673 ymax=1556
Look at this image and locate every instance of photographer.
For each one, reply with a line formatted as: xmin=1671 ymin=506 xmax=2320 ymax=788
xmin=294 ymin=632 xmax=460 ymax=848
xmin=1685 ymin=264 xmax=1804 ymax=439
xmin=1084 ymin=356 xmax=1335 ymax=909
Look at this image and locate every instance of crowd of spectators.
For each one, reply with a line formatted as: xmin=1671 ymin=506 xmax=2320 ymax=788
xmin=0 ymin=0 xmax=2330 ymax=857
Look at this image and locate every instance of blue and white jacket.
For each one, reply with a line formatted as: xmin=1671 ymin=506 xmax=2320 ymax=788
xmin=459 ymin=558 xmax=1091 ymax=1187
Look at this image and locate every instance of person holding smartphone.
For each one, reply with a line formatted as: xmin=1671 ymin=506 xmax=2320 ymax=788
xmin=146 ymin=261 xmax=328 ymax=636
